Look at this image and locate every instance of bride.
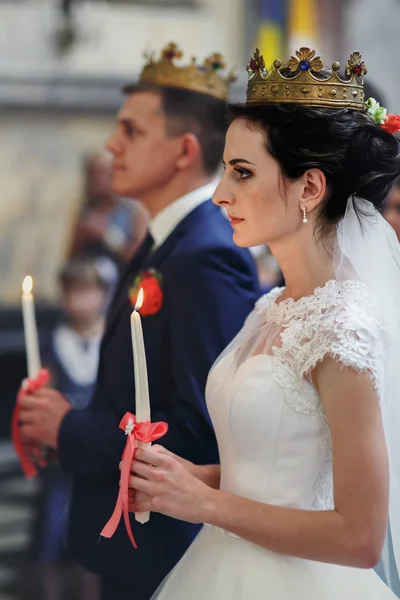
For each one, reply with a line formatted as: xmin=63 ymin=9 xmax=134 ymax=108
xmin=126 ymin=48 xmax=400 ymax=599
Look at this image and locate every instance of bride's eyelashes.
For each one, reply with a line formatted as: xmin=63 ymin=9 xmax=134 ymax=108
xmin=233 ymin=166 xmax=253 ymax=181
xmin=222 ymin=162 xmax=253 ymax=181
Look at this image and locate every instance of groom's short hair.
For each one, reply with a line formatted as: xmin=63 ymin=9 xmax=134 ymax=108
xmin=122 ymin=81 xmax=228 ymax=176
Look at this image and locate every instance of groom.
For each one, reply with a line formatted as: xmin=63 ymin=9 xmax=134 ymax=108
xmin=18 ymin=43 xmax=260 ymax=599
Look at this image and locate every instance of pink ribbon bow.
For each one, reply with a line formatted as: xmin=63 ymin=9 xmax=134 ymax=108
xmin=11 ymin=368 xmax=50 ymax=479
xmin=100 ymin=412 xmax=168 ymax=548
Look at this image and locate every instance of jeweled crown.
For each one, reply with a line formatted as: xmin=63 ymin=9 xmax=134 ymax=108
xmin=246 ymin=47 xmax=367 ymax=110
xmin=139 ymin=42 xmax=236 ymax=102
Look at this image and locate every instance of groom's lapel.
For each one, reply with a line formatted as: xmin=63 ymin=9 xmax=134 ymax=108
xmin=102 ymin=199 xmax=214 ymax=343
xmin=143 ymin=199 xmax=215 ymax=271
xmin=102 ymin=233 xmax=153 ymax=343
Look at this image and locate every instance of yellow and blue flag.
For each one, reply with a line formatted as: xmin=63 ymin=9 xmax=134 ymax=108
xmin=288 ymin=0 xmax=319 ymax=53
xmin=255 ymin=0 xmax=286 ymax=69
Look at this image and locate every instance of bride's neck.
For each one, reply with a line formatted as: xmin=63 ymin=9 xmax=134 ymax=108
xmin=269 ymin=228 xmax=336 ymax=302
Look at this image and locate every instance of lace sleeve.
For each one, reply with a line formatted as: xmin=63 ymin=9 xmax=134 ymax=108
xmin=299 ymin=284 xmax=386 ymax=400
xmin=268 ymin=281 xmax=386 ymax=402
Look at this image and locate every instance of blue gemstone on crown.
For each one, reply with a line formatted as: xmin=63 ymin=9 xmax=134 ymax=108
xmin=299 ymin=60 xmax=310 ymax=71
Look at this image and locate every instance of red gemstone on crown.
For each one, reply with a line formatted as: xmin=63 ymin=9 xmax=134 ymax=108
xmin=249 ymin=59 xmax=258 ymax=71
xmin=354 ymin=65 xmax=363 ymax=76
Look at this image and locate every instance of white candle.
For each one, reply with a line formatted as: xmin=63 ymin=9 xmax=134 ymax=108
xmin=21 ymin=276 xmax=41 ymax=379
xmin=130 ymin=288 xmax=151 ymax=524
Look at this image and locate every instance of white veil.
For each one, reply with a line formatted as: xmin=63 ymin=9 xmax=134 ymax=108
xmin=334 ymin=196 xmax=400 ymax=586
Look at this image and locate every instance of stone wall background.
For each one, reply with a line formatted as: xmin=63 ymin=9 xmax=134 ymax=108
xmin=0 ymin=111 xmax=113 ymax=304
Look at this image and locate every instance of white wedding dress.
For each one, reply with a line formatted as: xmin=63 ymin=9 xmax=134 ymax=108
xmin=152 ymin=279 xmax=397 ymax=599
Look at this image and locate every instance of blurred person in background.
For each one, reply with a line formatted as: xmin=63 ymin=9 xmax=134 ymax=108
xmin=69 ymin=150 xmax=149 ymax=271
xmin=250 ymin=245 xmax=283 ymax=293
xmin=18 ymin=43 xmax=260 ymax=600
xmin=384 ymin=176 xmax=400 ymax=241
xmin=31 ymin=257 xmax=108 ymax=600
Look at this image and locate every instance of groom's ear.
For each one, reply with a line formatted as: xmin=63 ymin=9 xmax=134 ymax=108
xmin=174 ymin=134 xmax=201 ymax=171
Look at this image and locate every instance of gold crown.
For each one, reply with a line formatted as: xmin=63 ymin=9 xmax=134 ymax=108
xmin=139 ymin=42 xmax=236 ymax=102
xmin=246 ymin=47 xmax=367 ymax=110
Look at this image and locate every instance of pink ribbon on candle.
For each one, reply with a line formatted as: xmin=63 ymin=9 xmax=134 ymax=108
xmin=100 ymin=412 xmax=168 ymax=548
xmin=11 ymin=368 xmax=50 ymax=479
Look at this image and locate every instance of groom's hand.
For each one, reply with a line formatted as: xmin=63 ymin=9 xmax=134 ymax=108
xmin=19 ymin=388 xmax=72 ymax=450
xmin=22 ymin=441 xmax=48 ymax=467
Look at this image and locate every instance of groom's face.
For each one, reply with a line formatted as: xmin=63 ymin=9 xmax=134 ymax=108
xmin=106 ymin=92 xmax=183 ymax=201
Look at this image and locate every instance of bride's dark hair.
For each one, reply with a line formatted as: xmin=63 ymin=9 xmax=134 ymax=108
xmin=229 ymin=103 xmax=400 ymax=227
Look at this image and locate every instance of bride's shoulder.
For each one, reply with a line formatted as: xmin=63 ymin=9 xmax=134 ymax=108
xmin=316 ymin=280 xmax=385 ymax=330
xmin=249 ymin=280 xmax=383 ymax=325
xmin=304 ymin=281 xmax=387 ymax=399
xmin=286 ymin=280 xmax=386 ymax=344
xmin=246 ymin=280 xmax=386 ymax=340
xmin=280 ymin=280 xmax=386 ymax=390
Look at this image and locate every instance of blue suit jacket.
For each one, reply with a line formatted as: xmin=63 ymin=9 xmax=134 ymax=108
xmin=58 ymin=200 xmax=261 ymax=591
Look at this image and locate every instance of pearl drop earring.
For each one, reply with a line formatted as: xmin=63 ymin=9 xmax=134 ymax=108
xmin=302 ymin=207 xmax=308 ymax=224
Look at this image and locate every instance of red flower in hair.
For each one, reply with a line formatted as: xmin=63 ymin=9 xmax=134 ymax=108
xmin=129 ymin=269 xmax=163 ymax=317
xmin=381 ymin=114 xmax=400 ymax=134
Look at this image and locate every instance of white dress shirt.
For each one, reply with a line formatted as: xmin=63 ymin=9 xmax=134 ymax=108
xmin=149 ymin=182 xmax=218 ymax=249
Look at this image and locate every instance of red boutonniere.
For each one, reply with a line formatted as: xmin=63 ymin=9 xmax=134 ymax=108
xmin=129 ymin=269 xmax=163 ymax=316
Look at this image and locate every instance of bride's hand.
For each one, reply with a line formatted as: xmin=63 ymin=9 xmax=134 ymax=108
xmin=147 ymin=445 xmax=198 ymax=476
xmin=127 ymin=446 xmax=216 ymax=523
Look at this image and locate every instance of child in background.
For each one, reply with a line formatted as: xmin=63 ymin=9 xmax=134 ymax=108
xmin=32 ymin=256 xmax=109 ymax=600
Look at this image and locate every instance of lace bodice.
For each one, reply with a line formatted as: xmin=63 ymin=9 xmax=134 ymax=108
xmin=206 ymin=280 xmax=386 ymax=511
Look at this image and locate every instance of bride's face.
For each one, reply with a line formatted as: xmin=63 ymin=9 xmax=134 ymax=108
xmin=213 ymin=118 xmax=305 ymax=248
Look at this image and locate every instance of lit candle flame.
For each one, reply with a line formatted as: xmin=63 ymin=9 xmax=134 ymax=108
xmin=22 ymin=275 xmax=33 ymax=295
xmin=135 ymin=288 xmax=144 ymax=311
